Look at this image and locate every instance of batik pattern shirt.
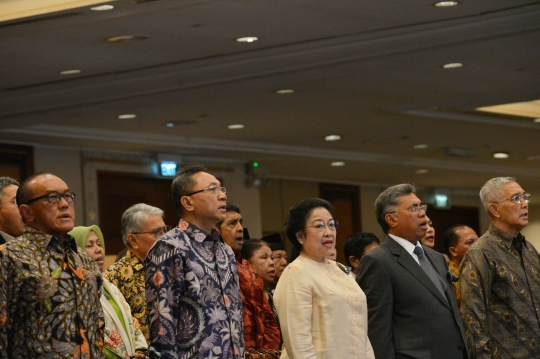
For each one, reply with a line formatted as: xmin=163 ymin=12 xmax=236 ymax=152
xmin=448 ymin=260 xmax=461 ymax=308
xmin=0 ymin=226 xmax=104 ymax=358
xmin=145 ymin=220 xmax=245 ymax=359
xmin=104 ymin=250 xmax=149 ymax=341
xmin=460 ymin=224 xmax=540 ymax=358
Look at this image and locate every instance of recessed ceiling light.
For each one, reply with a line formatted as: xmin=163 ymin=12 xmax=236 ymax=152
xmin=416 ymin=169 xmax=429 ymax=174
xmin=442 ymin=63 xmax=463 ymax=69
xmin=325 ymin=135 xmax=341 ymax=141
xmin=493 ymin=152 xmax=509 ymax=159
xmin=228 ymin=124 xmax=245 ymax=129
xmin=236 ymin=37 xmax=258 ymax=43
xmin=118 ymin=114 xmax=136 ymax=119
xmin=331 ymin=161 xmax=345 ymax=167
xmin=106 ymin=35 xmax=149 ymax=43
xmin=91 ymin=4 xmax=114 ymax=11
xmin=534 ymin=118 xmax=540 ymax=123
xmin=276 ymin=89 xmax=294 ymax=94
xmin=434 ymin=1 xmax=458 ymax=7
xmin=60 ymin=69 xmax=81 ymax=75
xmin=413 ymin=144 xmax=428 ymax=149
xmin=166 ymin=122 xmax=174 ymax=128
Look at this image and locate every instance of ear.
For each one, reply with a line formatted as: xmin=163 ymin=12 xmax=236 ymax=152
xmin=127 ymin=234 xmax=139 ymax=249
xmin=488 ymin=203 xmax=501 ymax=219
xmin=19 ymin=205 xmax=34 ymax=223
xmin=181 ymin=196 xmax=195 ymax=213
xmin=295 ymin=230 xmax=305 ymax=244
xmin=448 ymin=246 xmax=458 ymax=258
xmin=385 ymin=213 xmax=398 ymax=229
xmin=349 ymin=255 xmax=361 ymax=270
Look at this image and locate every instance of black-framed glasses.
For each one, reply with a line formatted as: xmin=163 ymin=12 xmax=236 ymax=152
xmin=186 ymin=184 xmax=226 ymax=196
xmin=496 ymin=193 xmax=531 ymax=205
xmin=24 ymin=191 xmax=76 ymax=205
xmin=388 ymin=204 xmax=427 ymax=215
xmin=306 ymin=220 xmax=339 ymax=232
xmin=132 ymin=225 xmax=171 ymax=239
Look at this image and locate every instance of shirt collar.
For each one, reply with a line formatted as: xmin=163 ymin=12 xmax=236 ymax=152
xmin=389 ymin=233 xmax=421 ymax=256
xmin=179 ymin=219 xmax=222 ymax=243
xmin=24 ymin=225 xmax=78 ymax=252
xmin=489 ymin=223 xmax=526 ymax=250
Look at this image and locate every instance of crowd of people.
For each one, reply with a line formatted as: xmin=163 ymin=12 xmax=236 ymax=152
xmin=0 ymin=168 xmax=539 ymax=359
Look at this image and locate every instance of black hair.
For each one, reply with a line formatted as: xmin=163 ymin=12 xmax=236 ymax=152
xmin=284 ymin=198 xmax=335 ymax=251
xmin=241 ymin=239 xmax=268 ymax=261
xmin=343 ymin=232 xmax=380 ymax=267
xmin=171 ymin=165 xmax=207 ymax=215
xmin=442 ymin=224 xmax=468 ymax=256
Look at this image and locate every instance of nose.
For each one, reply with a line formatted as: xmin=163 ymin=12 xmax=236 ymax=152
xmin=269 ymin=260 xmax=275 ymax=268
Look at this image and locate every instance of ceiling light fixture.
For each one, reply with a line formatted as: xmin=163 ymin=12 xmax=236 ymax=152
xmin=413 ymin=144 xmax=428 ymax=149
xmin=228 ymin=124 xmax=245 ymax=129
xmin=91 ymin=4 xmax=114 ymax=11
xmin=534 ymin=118 xmax=540 ymax=123
xmin=236 ymin=37 xmax=258 ymax=43
xmin=60 ymin=69 xmax=81 ymax=75
xmin=166 ymin=122 xmax=174 ymax=128
xmin=118 ymin=114 xmax=136 ymax=119
xmin=325 ymin=135 xmax=341 ymax=141
xmin=493 ymin=152 xmax=509 ymax=159
xmin=434 ymin=1 xmax=458 ymax=7
xmin=331 ymin=161 xmax=345 ymax=167
xmin=416 ymin=169 xmax=429 ymax=174
xmin=276 ymin=89 xmax=294 ymax=94
xmin=442 ymin=63 xmax=463 ymax=69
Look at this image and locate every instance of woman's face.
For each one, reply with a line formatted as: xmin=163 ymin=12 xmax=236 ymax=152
xmin=297 ymin=207 xmax=336 ymax=262
xmin=85 ymin=231 xmax=105 ymax=272
xmin=420 ymin=216 xmax=435 ymax=248
xmin=249 ymin=245 xmax=275 ymax=284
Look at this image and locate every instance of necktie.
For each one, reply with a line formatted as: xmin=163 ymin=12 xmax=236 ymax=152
xmin=413 ymin=246 xmax=447 ymax=300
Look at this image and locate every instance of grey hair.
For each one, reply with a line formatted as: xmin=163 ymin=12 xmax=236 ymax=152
xmin=479 ymin=177 xmax=516 ymax=213
xmin=121 ymin=203 xmax=164 ymax=247
xmin=375 ymin=184 xmax=416 ymax=233
xmin=0 ymin=177 xmax=20 ymax=206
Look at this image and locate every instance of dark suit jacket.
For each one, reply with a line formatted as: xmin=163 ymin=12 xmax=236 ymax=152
xmin=0 ymin=233 xmax=5 ymax=245
xmin=357 ymin=235 xmax=468 ymax=359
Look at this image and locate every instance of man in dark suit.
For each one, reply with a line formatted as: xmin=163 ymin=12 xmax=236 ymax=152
xmin=357 ymin=183 xmax=468 ymax=359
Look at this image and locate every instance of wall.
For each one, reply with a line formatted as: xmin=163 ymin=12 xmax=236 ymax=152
xmin=521 ymin=204 xmax=540 ymax=249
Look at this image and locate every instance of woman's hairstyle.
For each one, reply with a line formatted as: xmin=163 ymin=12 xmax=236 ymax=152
xmin=241 ymin=239 xmax=269 ymax=261
xmin=284 ymin=198 xmax=335 ymax=251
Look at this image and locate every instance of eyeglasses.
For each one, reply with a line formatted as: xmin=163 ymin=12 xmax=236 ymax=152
xmin=496 ymin=193 xmax=531 ymax=205
xmin=132 ymin=225 xmax=172 ymax=239
xmin=388 ymin=204 xmax=428 ymax=215
xmin=24 ymin=191 xmax=76 ymax=205
xmin=306 ymin=220 xmax=339 ymax=232
xmin=186 ymin=184 xmax=226 ymax=196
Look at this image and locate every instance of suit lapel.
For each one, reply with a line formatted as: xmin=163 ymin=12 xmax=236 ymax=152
xmin=385 ymin=236 xmax=451 ymax=309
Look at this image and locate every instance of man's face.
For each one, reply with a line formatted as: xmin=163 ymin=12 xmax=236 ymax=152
xmin=387 ymin=193 xmax=427 ymax=243
xmin=130 ymin=214 xmax=166 ymax=260
xmin=450 ymin=226 xmax=478 ymax=264
xmin=219 ymin=211 xmax=244 ymax=253
xmin=493 ymin=181 xmax=529 ymax=235
xmin=272 ymin=249 xmax=288 ymax=280
xmin=0 ymin=184 xmax=25 ymax=237
xmin=187 ymin=171 xmax=227 ymax=226
xmin=20 ymin=174 xmax=75 ymax=238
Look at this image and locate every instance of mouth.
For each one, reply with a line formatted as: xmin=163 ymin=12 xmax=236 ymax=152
xmin=268 ymin=270 xmax=275 ymax=277
xmin=424 ymin=235 xmax=434 ymax=242
xmin=322 ymin=239 xmax=334 ymax=249
xmin=235 ymin=237 xmax=244 ymax=243
xmin=59 ymin=214 xmax=72 ymax=221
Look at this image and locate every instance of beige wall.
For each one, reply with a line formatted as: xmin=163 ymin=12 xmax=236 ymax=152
xmin=520 ymin=204 xmax=540 ymax=250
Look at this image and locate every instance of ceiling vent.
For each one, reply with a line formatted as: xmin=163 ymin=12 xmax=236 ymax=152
xmin=443 ymin=147 xmax=475 ymax=158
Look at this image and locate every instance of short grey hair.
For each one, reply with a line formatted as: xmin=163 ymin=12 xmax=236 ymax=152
xmin=0 ymin=177 xmax=20 ymax=206
xmin=375 ymin=184 xmax=416 ymax=233
xmin=121 ymin=203 xmax=164 ymax=247
xmin=479 ymin=177 xmax=516 ymax=213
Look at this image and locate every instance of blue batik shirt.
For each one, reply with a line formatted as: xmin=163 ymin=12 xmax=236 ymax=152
xmin=145 ymin=219 xmax=245 ymax=359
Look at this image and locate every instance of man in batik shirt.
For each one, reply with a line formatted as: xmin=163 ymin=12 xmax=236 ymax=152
xmin=460 ymin=177 xmax=540 ymax=358
xmin=0 ymin=173 xmax=104 ymax=358
xmin=145 ymin=165 xmax=244 ymax=359
xmin=104 ymin=203 xmax=167 ymax=342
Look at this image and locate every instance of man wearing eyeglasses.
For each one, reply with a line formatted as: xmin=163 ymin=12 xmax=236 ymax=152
xmin=104 ymin=203 xmax=167 ymax=343
xmin=145 ymin=165 xmax=244 ymax=359
xmin=0 ymin=177 xmax=25 ymax=244
xmin=0 ymin=172 xmax=104 ymax=358
xmin=460 ymin=177 xmax=540 ymax=358
xmin=357 ymin=183 xmax=468 ymax=359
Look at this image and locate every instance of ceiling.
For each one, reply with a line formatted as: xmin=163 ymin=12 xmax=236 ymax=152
xmin=1 ymin=0 xmax=540 ymax=197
